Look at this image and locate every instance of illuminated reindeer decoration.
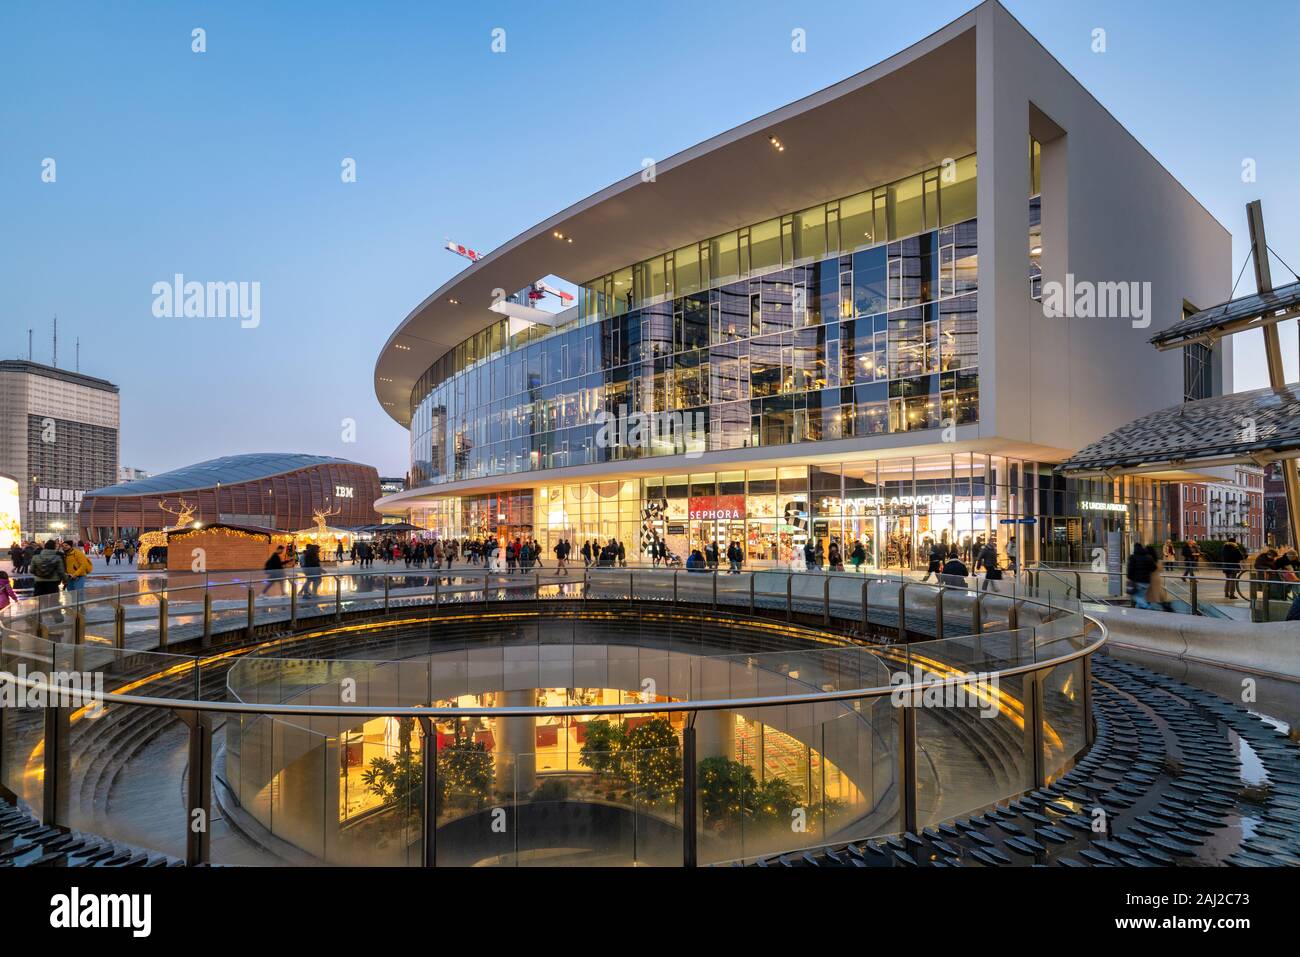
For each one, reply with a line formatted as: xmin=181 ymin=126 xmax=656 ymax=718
xmin=137 ymin=497 xmax=198 ymax=565
xmin=311 ymin=503 xmax=341 ymax=539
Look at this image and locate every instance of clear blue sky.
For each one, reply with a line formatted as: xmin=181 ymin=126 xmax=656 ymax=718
xmin=3 ymin=0 xmax=1298 ymax=478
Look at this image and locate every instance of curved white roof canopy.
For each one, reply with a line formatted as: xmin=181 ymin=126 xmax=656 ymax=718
xmin=374 ymin=15 xmax=979 ymax=426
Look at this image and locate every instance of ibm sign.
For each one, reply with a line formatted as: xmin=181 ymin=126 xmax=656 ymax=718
xmin=334 ymin=485 xmax=354 ymax=499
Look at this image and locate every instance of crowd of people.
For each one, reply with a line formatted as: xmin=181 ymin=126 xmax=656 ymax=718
xmin=5 ymin=528 xmax=1300 ymax=621
xmin=1 ymin=539 xmax=94 ymax=610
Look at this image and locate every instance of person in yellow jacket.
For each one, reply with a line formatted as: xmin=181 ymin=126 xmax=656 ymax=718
xmin=61 ymin=542 xmax=92 ymax=593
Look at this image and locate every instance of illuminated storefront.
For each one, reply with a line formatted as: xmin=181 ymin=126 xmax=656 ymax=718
xmin=407 ymin=455 xmax=1170 ymax=567
xmin=0 ymin=473 xmax=21 ymax=546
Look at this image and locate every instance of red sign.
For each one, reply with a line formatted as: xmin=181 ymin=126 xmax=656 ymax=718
xmin=688 ymin=495 xmax=745 ymax=521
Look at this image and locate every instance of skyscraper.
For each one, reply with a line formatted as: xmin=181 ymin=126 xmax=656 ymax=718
xmin=0 ymin=359 xmax=120 ymax=541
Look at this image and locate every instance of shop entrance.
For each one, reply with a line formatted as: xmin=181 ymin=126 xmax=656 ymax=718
xmin=880 ymin=514 xmax=915 ymax=569
xmin=690 ymin=518 xmax=745 ymax=560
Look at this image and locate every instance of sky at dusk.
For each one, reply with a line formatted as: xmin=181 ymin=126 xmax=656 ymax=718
xmin=3 ymin=0 xmax=1298 ymax=479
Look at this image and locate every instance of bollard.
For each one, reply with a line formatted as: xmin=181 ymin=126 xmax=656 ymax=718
xmin=898 ymin=700 xmax=918 ymax=835
xmin=158 ymin=596 xmax=169 ymax=649
xmin=180 ymin=711 xmax=213 ymax=866
xmin=419 ymin=716 xmax=438 ymax=867
xmin=335 ymin=578 xmax=343 ymax=621
xmin=786 ymin=574 xmax=793 ymax=621
xmin=290 ymin=583 xmax=298 ymax=629
xmin=383 ymin=575 xmax=390 ymax=613
xmin=247 ymin=586 xmax=256 ymax=640
xmin=114 ymin=603 xmax=126 ymax=650
xmin=682 ymin=718 xmax=698 ymax=868
xmin=202 ymin=591 xmax=213 ymax=648
xmin=73 ymin=611 xmax=86 ymax=673
xmin=861 ymin=579 xmax=870 ymax=635
xmin=897 ymin=582 xmax=909 ymax=643
xmin=1025 ymin=668 xmax=1046 ymax=789
xmin=1190 ymin=577 xmax=1199 ymax=616
xmin=823 ymin=575 xmax=831 ymax=626
xmin=934 ymin=585 xmax=944 ymax=642
xmin=42 ymin=703 xmax=70 ymax=826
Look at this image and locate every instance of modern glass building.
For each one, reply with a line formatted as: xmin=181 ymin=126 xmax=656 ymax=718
xmin=374 ymin=1 xmax=1231 ymax=567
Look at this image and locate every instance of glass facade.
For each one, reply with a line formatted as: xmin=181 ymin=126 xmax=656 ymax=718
xmin=408 ymin=457 xmax=1172 ymax=569
xmin=408 ymin=157 xmax=979 ymax=488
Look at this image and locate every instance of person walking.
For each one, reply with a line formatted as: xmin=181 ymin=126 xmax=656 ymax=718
xmin=1005 ymin=536 xmax=1019 ymax=574
xmin=261 ymin=546 xmax=286 ymax=595
xmin=300 ymin=543 xmax=323 ymax=599
xmin=0 ymin=570 xmax=19 ymax=611
xmin=1146 ymin=548 xmax=1175 ymax=612
xmin=581 ymin=540 xmax=592 ymax=569
xmin=727 ymin=540 xmax=743 ymax=574
xmin=1126 ymin=542 xmax=1156 ymax=609
xmin=977 ymin=536 xmax=1002 ymax=592
xmin=921 ymin=540 xmax=943 ymax=582
xmin=29 ymin=540 xmax=66 ymax=611
xmin=1180 ymin=539 xmax=1199 ymax=580
xmin=61 ymin=541 xmax=91 ymax=595
xmin=1221 ymin=536 xmax=1245 ymax=599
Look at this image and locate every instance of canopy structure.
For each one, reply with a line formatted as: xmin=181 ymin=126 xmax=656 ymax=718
xmin=356 ymin=522 xmax=422 ymax=533
xmin=1057 ymin=384 xmax=1300 ymax=476
xmin=1149 ymin=277 xmax=1300 ymax=351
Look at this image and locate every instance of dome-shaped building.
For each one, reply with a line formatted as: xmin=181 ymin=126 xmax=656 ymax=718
xmin=78 ymin=452 xmax=381 ymax=542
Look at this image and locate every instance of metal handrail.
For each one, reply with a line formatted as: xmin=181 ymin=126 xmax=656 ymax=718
xmin=3 ymin=628 xmax=1104 ymax=719
xmin=2 ymin=568 xmax=1098 ymax=718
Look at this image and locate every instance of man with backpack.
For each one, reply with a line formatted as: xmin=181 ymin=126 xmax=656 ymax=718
xmin=29 ymin=541 xmax=66 ymax=611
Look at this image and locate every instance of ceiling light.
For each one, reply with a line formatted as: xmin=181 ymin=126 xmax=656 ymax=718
xmin=449 ymin=298 xmax=459 ymax=304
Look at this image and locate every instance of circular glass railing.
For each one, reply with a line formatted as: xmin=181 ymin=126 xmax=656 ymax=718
xmin=0 ymin=567 xmax=1103 ymax=867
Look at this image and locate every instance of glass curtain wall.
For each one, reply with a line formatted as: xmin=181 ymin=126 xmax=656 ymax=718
xmin=408 ymin=157 xmax=978 ymax=489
